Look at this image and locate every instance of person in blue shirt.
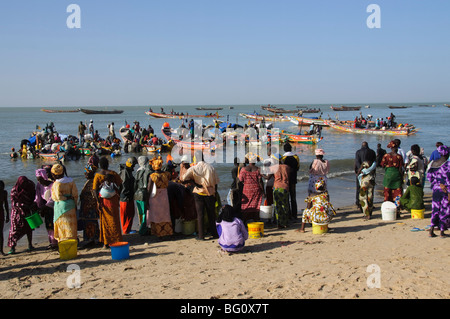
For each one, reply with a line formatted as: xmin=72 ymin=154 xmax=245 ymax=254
xmin=429 ymin=142 xmax=443 ymax=162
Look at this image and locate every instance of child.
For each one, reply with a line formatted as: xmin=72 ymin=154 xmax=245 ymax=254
xmin=400 ymin=176 xmax=425 ymax=212
xmin=216 ymin=205 xmax=248 ymax=254
xmin=0 ymin=181 xmax=10 ymax=255
xmin=99 ymin=173 xmax=119 ymax=199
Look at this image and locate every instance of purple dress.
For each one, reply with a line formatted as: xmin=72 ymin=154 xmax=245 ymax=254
xmin=426 ymin=161 xmax=450 ymax=231
xmin=216 ymin=217 xmax=248 ymax=252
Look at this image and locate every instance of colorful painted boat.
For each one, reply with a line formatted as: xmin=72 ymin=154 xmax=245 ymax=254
xmin=39 ymin=152 xmax=65 ymax=162
xmin=239 ymin=113 xmax=290 ymax=122
xmin=161 ymin=128 xmax=219 ymax=151
xmin=280 ymin=131 xmax=322 ymax=144
xmin=143 ymin=145 xmax=161 ymax=153
xmin=328 ymin=122 xmax=417 ymax=136
xmin=145 ymin=111 xmax=222 ymax=119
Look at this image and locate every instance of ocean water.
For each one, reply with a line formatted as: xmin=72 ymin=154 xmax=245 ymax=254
xmin=0 ymin=103 xmax=447 ymax=243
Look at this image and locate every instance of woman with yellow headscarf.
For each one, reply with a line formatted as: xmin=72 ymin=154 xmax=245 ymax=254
xmin=51 ymin=163 xmax=79 ymax=243
xmin=147 ymin=156 xmax=173 ymax=238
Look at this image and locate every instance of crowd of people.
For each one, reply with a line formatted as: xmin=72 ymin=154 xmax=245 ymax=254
xmin=354 ymin=139 xmax=450 ymax=237
xmin=1 ymin=136 xmax=449 ymax=256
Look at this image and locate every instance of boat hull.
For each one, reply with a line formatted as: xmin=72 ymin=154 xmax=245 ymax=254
xmin=328 ymin=123 xmax=416 ymax=136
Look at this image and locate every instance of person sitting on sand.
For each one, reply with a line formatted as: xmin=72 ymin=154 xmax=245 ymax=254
xmin=400 ymin=176 xmax=424 ymax=214
xmin=299 ymin=178 xmax=336 ymax=233
xmin=216 ymin=205 xmax=248 ymax=254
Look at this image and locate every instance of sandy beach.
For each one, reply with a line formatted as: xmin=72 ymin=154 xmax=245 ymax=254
xmin=0 ymin=193 xmax=448 ymax=300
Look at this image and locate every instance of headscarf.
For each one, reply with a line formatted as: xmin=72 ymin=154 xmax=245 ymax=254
xmin=35 ymin=168 xmax=48 ymax=181
xmin=315 ymin=178 xmax=326 ymax=193
xmin=126 ymin=156 xmax=138 ymax=168
xmin=387 ymin=141 xmax=396 ymax=149
xmin=11 ymin=176 xmax=36 ymax=205
xmin=51 ymin=163 xmax=64 ymax=176
xmin=315 ymin=149 xmax=325 ymax=156
xmin=151 ymin=157 xmax=163 ymax=171
xmin=437 ymin=145 xmax=449 ymax=157
xmin=137 ymin=156 xmax=149 ymax=172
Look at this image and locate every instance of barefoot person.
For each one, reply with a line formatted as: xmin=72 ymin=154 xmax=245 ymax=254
xmin=426 ymin=145 xmax=450 ymax=238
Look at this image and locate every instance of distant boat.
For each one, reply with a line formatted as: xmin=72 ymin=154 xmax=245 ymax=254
xmin=41 ymin=108 xmax=80 ymax=113
xmin=388 ymin=105 xmax=411 ymax=109
xmin=79 ymin=108 xmax=124 ymax=114
xmin=330 ymin=106 xmax=362 ymax=111
xmin=195 ymin=107 xmax=223 ymax=110
xmin=444 ymin=104 xmax=450 ymax=108
xmin=145 ymin=111 xmax=222 ymax=119
xmin=365 ymin=105 xmax=370 ymax=108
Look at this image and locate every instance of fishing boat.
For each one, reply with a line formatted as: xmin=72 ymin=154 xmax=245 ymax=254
xmin=41 ymin=108 xmax=80 ymax=113
xmin=145 ymin=111 xmax=222 ymax=119
xmin=330 ymin=106 xmax=362 ymax=111
xmin=280 ymin=131 xmax=322 ymax=144
xmin=80 ymin=108 xmax=124 ymax=114
xmin=295 ymin=107 xmax=321 ymax=113
xmin=388 ymin=105 xmax=411 ymax=109
xmin=240 ymin=113 xmax=290 ymax=122
xmin=39 ymin=152 xmax=65 ymax=162
xmin=288 ymin=116 xmax=331 ymax=127
xmin=143 ymin=144 xmax=161 ymax=153
xmin=161 ymin=127 xmax=219 ymax=151
xmin=195 ymin=107 xmax=223 ymax=110
xmin=260 ymin=105 xmax=299 ymax=114
xmin=328 ymin=122 xmax=417 ymax=136
xmin=444 ymin=104 xmax=450 ymax=108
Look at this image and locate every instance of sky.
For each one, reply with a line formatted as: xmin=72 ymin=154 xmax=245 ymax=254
xmin=0 ymin=0 xmax=449 ymax=107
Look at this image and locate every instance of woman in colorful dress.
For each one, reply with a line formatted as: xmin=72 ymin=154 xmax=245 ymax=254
xmin=34 ymin=168 xmax=58 ymax=249
xmin=93 ymin=156 xmax=123 ymax=248
xmin=299 ymin=178 xmax=336 ymax=233
xmin=238 ymin=155 xmax=264 ymax=223
xmin=380 ymin=141 xmax=404 ymax=217
xmin=357 ymin=160 xmax=377 ymax=220
xmin=147 ymin=157 xmax=173 ymax=239
xmin=7 ymin=176 xmax=36 ymax=254
xmin=78 ymin=164 xmax=100 ymax=247
xmin=308 ymin=149 xmax=329 ymax=195
xmin=51 ymin=164 xmax=78 ymax=243
xmin=426 ymin=145 xmax=450 ymax=238
xmin=272 ymin=154 xmax=291 ymax=228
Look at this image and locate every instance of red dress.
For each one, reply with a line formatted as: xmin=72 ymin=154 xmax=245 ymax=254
xmin=239 ymin=168 xmax=263 ymax=218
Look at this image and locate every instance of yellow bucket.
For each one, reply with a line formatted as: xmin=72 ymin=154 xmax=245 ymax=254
xmin=59 ymin=239 xmax=78 ymax=260
xmin=312 ymin=223 xmax=328 ymax=235
xmin=248 ymin=222 xmax=264 ymax=239
xmin=411 ymin=209 xmax=425 ymax=219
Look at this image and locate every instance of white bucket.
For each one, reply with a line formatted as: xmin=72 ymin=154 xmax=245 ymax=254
xmin=174 ymin=218 xmax=183 ymax=233
xmin=259 ymin=205 xmax=273 ymax=219
xmin=381 ymin=201 xmax=397 ymax=221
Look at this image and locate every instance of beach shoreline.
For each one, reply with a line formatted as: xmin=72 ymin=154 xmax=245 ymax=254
xmin=0 ymin=193 xmax=448 ymax=299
